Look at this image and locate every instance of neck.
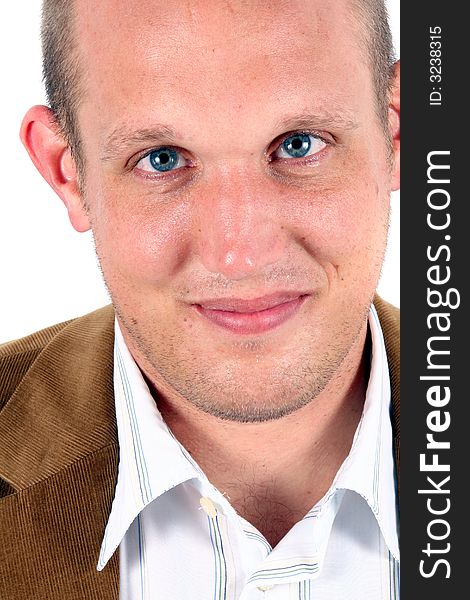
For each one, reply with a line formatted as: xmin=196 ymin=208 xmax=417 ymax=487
xmin=142 ymin=324 xmax=371 ymax=545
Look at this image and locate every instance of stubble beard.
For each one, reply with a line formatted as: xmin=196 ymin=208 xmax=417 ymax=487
xmin=89 ymin=205 xmax=386 ymax=425
xmin=112 ymin=299 xmax=370 ymax=424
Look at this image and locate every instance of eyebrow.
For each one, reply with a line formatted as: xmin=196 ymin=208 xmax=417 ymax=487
xmin=101 ymin=124 xmax=181 ymax=162
xmin=274 ymin=111 xmax=359 ymax=134
xmin=101 ymin=111 xmax=358 ymax=162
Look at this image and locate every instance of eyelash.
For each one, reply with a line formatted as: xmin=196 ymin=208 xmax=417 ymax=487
xmin=132 ymin=131 xmax=331 ymax=180
xmin=269 ymin=131 xmax=330 ymax=163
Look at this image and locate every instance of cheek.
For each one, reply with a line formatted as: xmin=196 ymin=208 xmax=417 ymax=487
xmin=90 ymin=186 xmax=192 ymax=285
xmin=285 ymin=134 xmax=390 ymax=262
xmin=292 ymin=176 xmax=389 ymax=275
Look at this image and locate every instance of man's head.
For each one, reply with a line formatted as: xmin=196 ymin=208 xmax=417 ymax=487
xmin=22 ymin=0 xmax=400 ymax=422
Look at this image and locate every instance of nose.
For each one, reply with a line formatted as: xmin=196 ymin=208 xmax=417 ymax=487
xmin=194 ymin=168 xmax=288 ymax=279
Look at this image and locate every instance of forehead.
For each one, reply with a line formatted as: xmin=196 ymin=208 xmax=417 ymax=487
xmin=75 ymin=0 xmax=372 ymax=142
xmin=76 ymin=0 xmax=358 ymax=44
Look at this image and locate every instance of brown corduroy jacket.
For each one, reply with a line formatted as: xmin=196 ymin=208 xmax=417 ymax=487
xmin=0 ymin=298 xmax=399 ymax=599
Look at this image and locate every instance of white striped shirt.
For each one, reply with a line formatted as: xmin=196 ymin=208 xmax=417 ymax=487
xmin=98 ymin=305 xmax=399 ymax=599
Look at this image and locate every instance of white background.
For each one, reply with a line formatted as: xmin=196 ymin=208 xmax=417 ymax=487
xmin=0 ymin=1 xmax=400 ymax=343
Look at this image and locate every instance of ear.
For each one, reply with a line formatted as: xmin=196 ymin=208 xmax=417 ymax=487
xmin=20 ymin=105 xmax=91 ymax=232
xmin=388 ymin=60 xmax=400 ymax=191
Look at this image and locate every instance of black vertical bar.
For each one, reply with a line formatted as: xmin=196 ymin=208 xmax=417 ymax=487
xmin=401 ymin=3 xmax=467 ymax=598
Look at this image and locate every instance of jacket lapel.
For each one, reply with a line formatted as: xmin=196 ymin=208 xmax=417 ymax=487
xmin=0 ymin=306 xmax=120 ymax=600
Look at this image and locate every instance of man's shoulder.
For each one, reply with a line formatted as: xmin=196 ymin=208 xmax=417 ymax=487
xmin=0 ymin=304 xmax=117 ymax=496
xmin=374 ymin=294 xmax=399 ymax=329
xmin=374 ymin=294 xmax=399 ymax=347
xmin=0 ymin=310 xmax=119 ymax=593
xmin=373 ymin=294 xmax=399 ymax=361
xmin=374 ymin=295 xmax=400 ymax=442
xmin=0 ymin=305 xmax=115 ymax=412
xmin=0 ymin=304 xmax=116 ymax=355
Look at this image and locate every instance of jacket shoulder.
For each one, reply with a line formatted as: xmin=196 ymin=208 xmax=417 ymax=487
xmin=0 ymin=305 xmax=116 ymax=498
xmin=374 ymin=295 xmax=399 ymax=334
xmin=0 ymin=320 xmax=71 ymax=413
xmin=0 ymin=306 xmax=114 ymax=413
xmin=373 ymin=294 xmax=400 ymax=381
xmin=374 ymin=295 xmax=400 ymax=450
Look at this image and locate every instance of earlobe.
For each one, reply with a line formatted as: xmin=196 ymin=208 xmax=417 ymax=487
xmin=389 ymin=61 xmax=400 ymax=191
xmin=20 ymin=105 xmax=91 ymax=232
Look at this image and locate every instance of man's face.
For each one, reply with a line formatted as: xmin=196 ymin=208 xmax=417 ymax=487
xmin=74 ymin=0 xmax=397 ymax=421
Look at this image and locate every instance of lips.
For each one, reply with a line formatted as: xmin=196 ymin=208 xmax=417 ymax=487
xmin=193 ymin=292 xmax=309 ymax=335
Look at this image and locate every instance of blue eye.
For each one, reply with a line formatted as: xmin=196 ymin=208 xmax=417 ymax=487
xmin=149 ymin=148 xmax=178 ymax=171
xmin=274 ymin=133 xmax=326 ymax=160
xmin=283 ymin=133 xmax=311 ymax=157
xmin=136 ymin=147 xmax=187 ymax=173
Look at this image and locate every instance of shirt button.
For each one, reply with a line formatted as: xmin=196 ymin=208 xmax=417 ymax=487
xmin=199 ymin=496 xmax=218 ymax=518
xmin=257 ymin=585 xmax=274 ymax=591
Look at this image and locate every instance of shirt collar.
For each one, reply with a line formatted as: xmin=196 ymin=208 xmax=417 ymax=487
xmin=98 ymin=304 xmax=398 ymax=570
xmin=97 ymin=322 xmax=204 ymax=570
